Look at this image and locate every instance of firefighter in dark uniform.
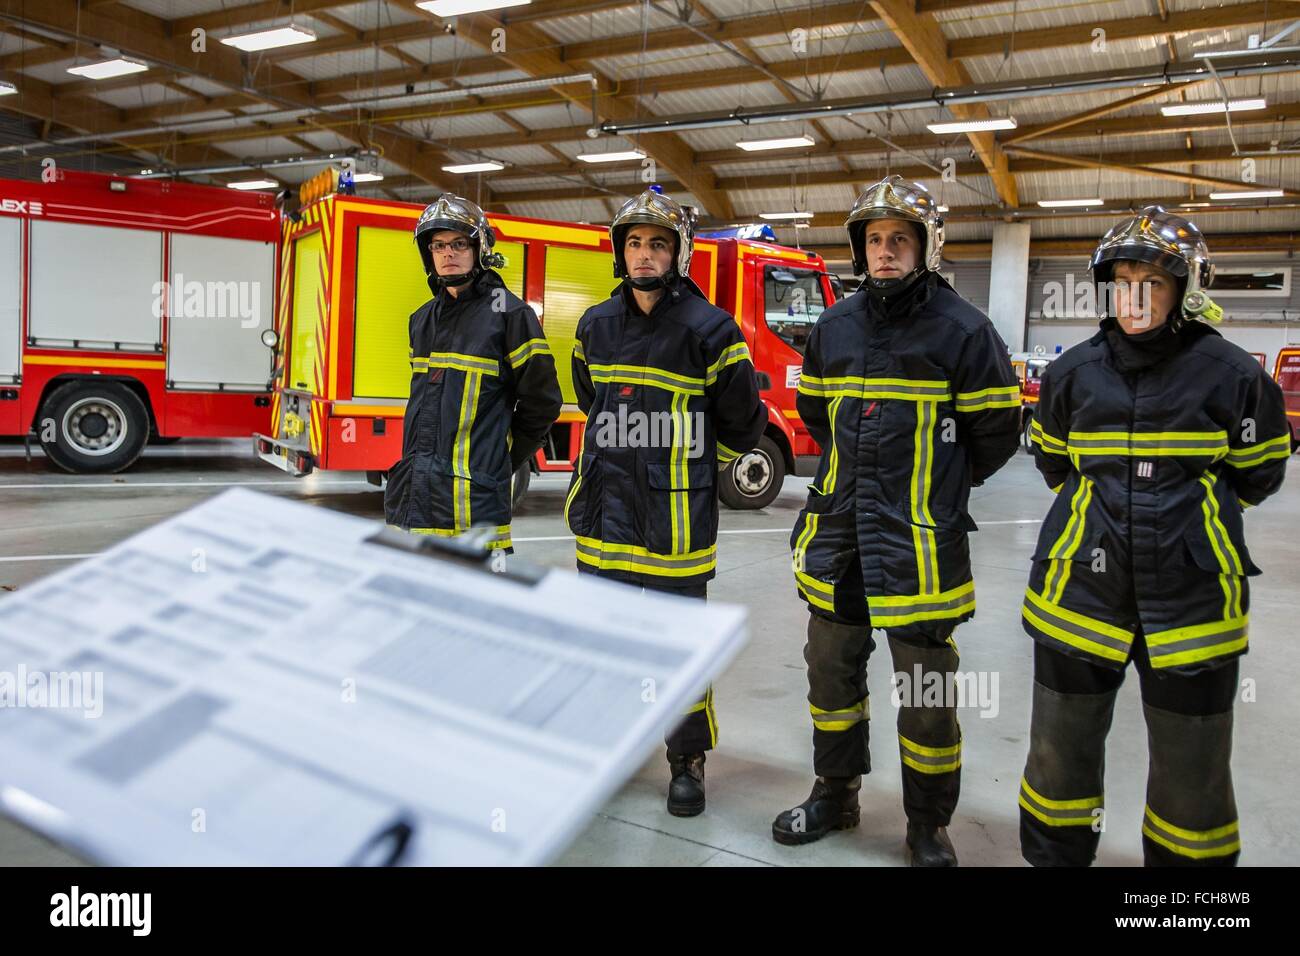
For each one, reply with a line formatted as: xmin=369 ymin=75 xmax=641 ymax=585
xmin=384 ymin=195 xmax=562 ymax=549
xmin=771 ymin=176 xmax=1021 ymax=865
xmin=1020 ymin=208 xmax=1289 ymax=866
xmin=565 ymin=187 xmax=765 ymax=816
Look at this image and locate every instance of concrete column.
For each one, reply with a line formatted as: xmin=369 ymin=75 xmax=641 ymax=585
xmin=986 ymin=221 xmax=1031 ymax=351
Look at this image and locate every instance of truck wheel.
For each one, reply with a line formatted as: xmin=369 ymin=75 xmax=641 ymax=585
xmin=38 ymin=380 xmax=150 ymax=474
xmin=511 ymin=462 xmax=532 ymax=510
xmin=1022 ymin=414 xmax=1033 ymax=451
xmin=719 ymin=435 xmax=785 ymax=510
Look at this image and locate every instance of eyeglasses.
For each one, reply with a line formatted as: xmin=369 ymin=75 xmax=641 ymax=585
xmin=431 ymin=239 xmax=472 ymax=253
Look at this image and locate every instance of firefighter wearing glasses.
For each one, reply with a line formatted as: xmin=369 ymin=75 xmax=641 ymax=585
xmin=564 ymin=187 xmax=765 ymax=817
xmin=1019 ymin=208 xmax=1289 ymax=867
xmin=771 ymin=176 xmax=1020 ymax=865
xmin=384 ymin=195 xmax=562 ymax=548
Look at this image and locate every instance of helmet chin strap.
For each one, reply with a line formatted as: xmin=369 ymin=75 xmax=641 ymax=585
xmin=866 ymin=266 xmax=925 ymax=301
xmin=628 ymin=269 xmax=677 ymax=292
xmin=427 ymin=266 xmax=477 ymax=293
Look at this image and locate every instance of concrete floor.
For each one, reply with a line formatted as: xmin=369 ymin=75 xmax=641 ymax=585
xmin=1 ymin=438 xmax=1296 ymax=866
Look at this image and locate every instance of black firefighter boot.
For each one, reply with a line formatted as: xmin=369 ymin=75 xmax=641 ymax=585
xmin=667 ymin=751 xmax=706 ymax=817
xmin=771 ymin=776 xmax=862 ymax=845
xmin=906 ymin=823 xmax=958 ymax=867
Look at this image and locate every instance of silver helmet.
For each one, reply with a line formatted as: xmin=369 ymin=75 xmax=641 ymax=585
xmin=610 ymin=187 xmax=695 ymax=281
xmin=846 ymin=174 xmax=945 ymax=276
xmin=414 ymin=194 xmax=505 ymax=277
xmin=1090 ymin=206 xmax=1216 ymax=319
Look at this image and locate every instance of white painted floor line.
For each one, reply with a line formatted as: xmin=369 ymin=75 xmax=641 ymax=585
xmin=0 ymin=553 xmax=98 ymax=563
xmin=0 ymin=479 xmax=370 ymax=490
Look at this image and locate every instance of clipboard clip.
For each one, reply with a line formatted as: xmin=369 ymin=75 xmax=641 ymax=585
xmin=348 ymin=813 xmax=416 ymax=867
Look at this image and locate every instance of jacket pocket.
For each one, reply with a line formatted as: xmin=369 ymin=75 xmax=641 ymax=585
xmin=1184 ymin=522 xmax=1262 ymax=578
xmin=644 ymin=460 xmax=716 ymax=555
xmin=565 ymin=453 xmax=602 ymax=538
xmin=791 ymin=500 xmax=857 ymax=591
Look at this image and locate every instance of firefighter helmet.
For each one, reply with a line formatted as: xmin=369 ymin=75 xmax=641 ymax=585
xmin=1090 ymin=205 xmax=1217 ymax=320
xmin=610 ymin=187 xmax=695 ymax=282
xmin=414 ymin=194 xmax=505 ymax=278
xmin=846 ymin=174 xmax=945 ymax=276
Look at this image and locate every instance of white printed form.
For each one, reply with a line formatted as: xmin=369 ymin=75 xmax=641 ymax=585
xmin=0 ymin=489 xmax=748 ymax=865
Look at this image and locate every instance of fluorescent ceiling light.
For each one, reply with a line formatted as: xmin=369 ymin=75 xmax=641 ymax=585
xmin=416 ymin=0 xmax=531 ymax=16
xmin=1036 ymin=197 xmax=1104 ymax=208
xmin=927 ymin=117 xmax=1017 ymax=134
xmin=1208 ymin=189 xmax=1284 ymax=200
xmin=0 ymin=81 xmax=15 ymax=96
xmin=575 ymin=149 xmax=646 ymax=164
xmin=227 ymin=179 xmax=278 ymax=190
xmin=1180 ymin=202 xmax=1212 ymax=208
xmin=1160 ymin=98 xmax=1266 ymax=116
xmin=442 ymin=161 xmax=505 ymax=174
xmin=736 ymin=135 xmax=815 ymax=151
xmin=351 ymin=172 xmax=385 ymax=183
xmin=66 ymin=58 xmax=148 ymax=80
xmin=937 ymin=205 xmax=949 ymax=212
xmin=759 ymin=211 xmax=815 ymax=220
xmin=221 ymin=26 xmax=317 ymax=52
xmin=794 ymin=222 xmax=811 ymax=229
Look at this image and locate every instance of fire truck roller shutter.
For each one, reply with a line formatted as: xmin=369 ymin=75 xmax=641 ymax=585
xmin=0 ymin=215 xmax=19 ymax=384
xmin=290 ymin=231 xmax=325 ymax=394
xmin=29 ymin=220 xmax=161 ymax=350
xmin=544 ymin=246 xmax=614 ymax=405
xmin=352 ymin=226 xmax=524 ymax=400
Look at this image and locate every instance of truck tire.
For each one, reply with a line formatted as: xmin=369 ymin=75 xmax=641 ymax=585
xmin=38 ymin=380 xmax=151 ymax=474
xmin=511 ymin=462 xmax=532 ymax=510
xmin=719 ymin=435 xmax=785 ymax=510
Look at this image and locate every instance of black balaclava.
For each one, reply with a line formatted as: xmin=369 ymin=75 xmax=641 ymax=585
xmin=864 ymin=220 xmax=928 ymax=306
xmin=1101 ymin=265 xmax=1190 ymax=373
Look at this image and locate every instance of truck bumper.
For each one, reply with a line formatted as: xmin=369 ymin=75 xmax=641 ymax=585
xmin=253 ymin=433 xmax=314 ymax=477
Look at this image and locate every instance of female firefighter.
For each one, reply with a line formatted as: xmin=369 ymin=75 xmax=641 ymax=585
xmin=1019 ymin=207 xmax=1290 ymax=866
xmin=771 ymin=176 xmax=1021 ymax=866
xmin=384 ymin=195 xmax=561 ymax=549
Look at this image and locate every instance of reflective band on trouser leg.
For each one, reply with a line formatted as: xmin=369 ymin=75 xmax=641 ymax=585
xmin=668 ymin=685 xmax=717 ymax=754
xmin=1019 ymin=680 xmax=1117 ymax=867
xmin=1142 ymin=702 xmax=1239 ymax=865
xmin=452 ymin=370 xmax=482 ymax=532
xmin=575 ymin=537 xmax=716 ymax=578
xmin=1022 ymin=588 xmax=1135 ymax=666
xmin=670 ymin=393 xmax=690 ymax=554
xmin=806 ymin=613 xmax=875 ymax=778
xmin=889 ymin=634 xmax=960 ymax=826
xmin=909 ymin=400 xmax=940 ymax=594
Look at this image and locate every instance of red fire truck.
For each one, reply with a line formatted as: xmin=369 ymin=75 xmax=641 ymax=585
xmin=254 ymin=182 xmax=835 ymax=509
xmin=1272 ymin=346 xmax=1300 ymax=452
xmin=0 ymin=171 xmax=278 ymax=472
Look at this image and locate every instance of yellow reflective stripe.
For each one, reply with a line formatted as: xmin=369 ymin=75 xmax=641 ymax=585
xmin=1018 ymin=777 xmax=1103 ymax=827
xmin=588 ymin=363 xmax=706 ymax=396
xmin=816 ymin=395 xmax=843 ymax=495
xmin=507 ymin=337 xmax=551 ymax=370
xmin=705 ymin=341 xmax=752 ymax=385
xmin=717 ymin=441 xmax=741 ymax=464
xmin=1144 ymin=615 xmax=1248 ymax=669
xmin=669 ymin=393 xmax=690 ymax=554
xmin=1198 ymin=473 xmax=1244 ymax=575
xmin=795 ymin=569 xmax=836 ymax=611
xmin=1022 ymin=588 xmax=1134 ymax=663
xmin=703 ymin=685 xmax=718 ymax=747
xmin=909 ymin=400 xmax=940 ymax=594
xmin=564 ymin=467 xmax=585 ymax=528
xmin=1225 ymin=432 xmax=1291 ymax=468
xmin=1030 ymin=418 xmax=1068 ymax=455
xmin=1142 ymin=806 xmax=1241 ymax=859
xmin=1043 ymin=477 xmax=1092 ymax=604
xmin=575 ymin=536 xmax=716 ymax=577
xmin=867 ymin=580 xmax=975 ymax=628
xmin=1066 ymin=429 xmax=1228 ymax=457
xmin=573 ymin=341 xmax=586 ymax=363
xmin=899 ymin=733 xmax=961 ymax=774
xmin=810 ymin=698 xmax=867 ymax=732
xmin=423 ymin=351 xmax=501 ymax=376
xmin=798 ymin=374 xmax=951 ymax=402
xmin=1050 ymin=482 xmax=1064 ymax=494
xmin=452 ymin=371 xmax=482 ymax=531
xmin=410 ymin=524 xmax=512 ymax=550
xmin=955 ymin=385 xmax=1020 ymax=412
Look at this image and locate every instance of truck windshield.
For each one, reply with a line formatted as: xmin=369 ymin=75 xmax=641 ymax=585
xmin=764 ymin=266 xmax=826 ymax=354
